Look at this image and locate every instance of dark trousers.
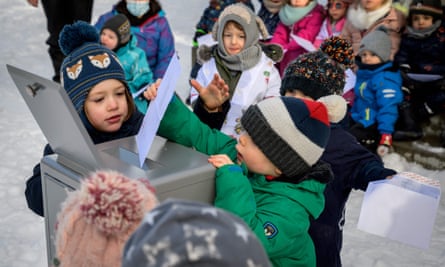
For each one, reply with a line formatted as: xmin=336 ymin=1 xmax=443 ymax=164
xmin=41 ymin=0 xmax=94 ymax=82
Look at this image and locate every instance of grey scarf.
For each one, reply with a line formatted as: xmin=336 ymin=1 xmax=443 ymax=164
xmin=406 ymin=20 xmax=442 ymax=39
xmin=278 ymin=1 xmax=317 ymax=27
xmin=217 ymin=44 xmax=262 ymax=71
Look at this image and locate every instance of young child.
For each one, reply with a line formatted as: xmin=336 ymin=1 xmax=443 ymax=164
xmin=349 ymin=27 xmax=403 ymax=156
xmin=190 ymin=3 xmax=282 ymax=139
xmin=257 ymin=0 xmax=286 ymax=36
xmin=313 ymin=0 xmax=351 ymax=48
xmin=270 ymin=0 xmax=325 ymax=75
xmin=281 ymin=36 xmax=397 ymax=267
xmin=122 ymin=199 xmax=272 ymax=267
xmin=100 ymin=14 xmax=153 ymax=113
xmin=341 ymin=0 xmax=406 ymax=60
xmin=393 ymin=0 xmax=445 ymax=142
xmin=24 ymin=21 xmax=146 ymax=217
xmin=95 ymin=0 xmax=175 ymax=80
xmin=145 ymin=84 xmax=333 ymax=266
xmin=54 ymin=170 xmax=158 ymax=267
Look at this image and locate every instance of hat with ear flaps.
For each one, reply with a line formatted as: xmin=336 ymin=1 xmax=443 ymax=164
xmin=53 ymin=170 xmax=159 ymax=267
xmin=58 ymin=21 xmax=134 ymax=125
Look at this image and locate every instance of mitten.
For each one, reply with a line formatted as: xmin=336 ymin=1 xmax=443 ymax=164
xmin=377 ymin=133 xmax=392 ymax=156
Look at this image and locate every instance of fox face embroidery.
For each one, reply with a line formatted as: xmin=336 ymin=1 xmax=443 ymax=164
xmin=89 ymin=53 xmax=111 ymax=69
xmin=65 ymin=60 xmax=83 ymax=80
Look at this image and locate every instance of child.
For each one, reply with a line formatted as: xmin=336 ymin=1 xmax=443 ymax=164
xmin=270 ymin=0 xmax=325 ymax=75
xmin=146 ymin=80 xmax=333 ymax=266
xmin=95 ymin=0 xmax=175 ymax=80
xmin=190 ymin=3 xmax=282 ymax=139
xmin=100 ymin=14 xmax=153 ymax=113
xmin=24 ymin=21 xmax=147 ymax=217
xmin=257 ymin=0 xmax=286 ymax=36
xmin=349 ymin=27 xmax=403 ymax=156
xmin=281 ymin=36 xmax=397 ymax=267
xmin=313 ymin=0 xmax=351 ymax=48
xmin=393 ymin=0 xmax=445 ymax=142
xmin=341 ymin=0 xmax=406 ymax=60
xmin=122 ymin=199 xmax=272 ymax=267
xmin=54 ymin=170 xmax=158 ymax=267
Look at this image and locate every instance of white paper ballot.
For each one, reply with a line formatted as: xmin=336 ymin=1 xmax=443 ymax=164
xmin=406 ymin=73 xmax=443 ymax=82
xmin=357 ymin=172 xmax=441 ymax=249
xmin=136 ymin=54 xmax=181 ymax=167
xmin=290 ymin=34 xmax=316 ymax=52
xmin=197 ymin=33 xmax=217 ymax=47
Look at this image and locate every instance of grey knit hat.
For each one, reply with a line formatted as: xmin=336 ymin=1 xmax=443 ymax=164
xmin=359 ymin=27 xmax=392 ymax=62
xmin=241 ymin=97 xmax=330 ymax=179
xmin=122 ymin=199 xmax=272 ymax=267
xmin=212 ymin=3 xmax=269 ymax=51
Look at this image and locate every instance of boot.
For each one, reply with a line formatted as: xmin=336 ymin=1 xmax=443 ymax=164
xmin=393 ymin=101 xmax=424 ymax=141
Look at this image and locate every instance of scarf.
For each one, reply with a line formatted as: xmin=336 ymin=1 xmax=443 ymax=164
xmin=406 ymin=20 xmax=442 ymax=39
xmin=263 ymin=0 xmax=285 ymax=14
xmin=279 ymin=1 xmax=317 ymax=27
xmin=346 ymin=1 xmax=392 ymax=30
xmin=216 ymin=43 xmax=262 ymax=71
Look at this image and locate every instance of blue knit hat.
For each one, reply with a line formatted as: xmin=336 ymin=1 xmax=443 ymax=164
xmin=59 ymin=21 xmax=128 ymax=120
xmin=240 ymin=97 xmax=330 ymax=178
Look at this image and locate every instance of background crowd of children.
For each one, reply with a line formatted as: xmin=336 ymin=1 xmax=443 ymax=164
xmin=23 ymin=0 xmax=445 ymax=267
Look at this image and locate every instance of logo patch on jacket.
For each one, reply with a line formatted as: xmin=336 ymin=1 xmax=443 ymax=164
xmin=264 ymin=222 xmax=278 ymax=239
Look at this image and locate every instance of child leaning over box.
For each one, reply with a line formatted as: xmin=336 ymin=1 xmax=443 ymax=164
xmin=146 ymin=81 xmax=334 ymax=266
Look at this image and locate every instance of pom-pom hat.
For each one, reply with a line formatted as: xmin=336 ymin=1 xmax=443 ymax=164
xmin=59 ymin=21 xmax=131 ymax=123
xmin=280 ymin=36 xmax=354 ymax=99
xmin=122 ymin=199 xmax=272 ymax=267
xmin=241 ymin=97 xmax=330 ymax=179
xmin=54 ymin=170 xmax=158 ymax=267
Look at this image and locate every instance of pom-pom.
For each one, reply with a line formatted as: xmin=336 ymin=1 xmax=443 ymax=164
xmin=318 ymin=95 xmax=347 ymax=123
xmin=319 ymin=36 xmax=354 ymax=68
xmin=78 ymin=170 xmax=158 ymax=235
xmin=59 ymin=21 xmax=100 ymax=56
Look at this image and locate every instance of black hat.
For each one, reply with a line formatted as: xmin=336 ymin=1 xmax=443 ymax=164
xmin=101 ymin=14 xmax=131 ymax=46
xmin=410 ymin=0 xmax=443 ymax=21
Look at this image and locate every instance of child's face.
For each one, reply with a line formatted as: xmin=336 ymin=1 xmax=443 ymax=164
xmin=84 ymin=79 xmax=129 ymax=132
xmin=290 ymin=0 xmax=310 ymax=7
xmin=236 ymin=133 xmax=281 ymax=176
xmin=361 ymin=0 xmax=385 ymax=12
xmin=328 ymin=1 xmax=348 ymax=21
xmin=412 ymin=14 xmax=434 ymax=30
xmin=100 ymin=29 xmax=119 ymax=50
xmin=222 ymin=22 xmax=246 ymax=56
xmin=360 ymin=50 xmax=382 ymax=65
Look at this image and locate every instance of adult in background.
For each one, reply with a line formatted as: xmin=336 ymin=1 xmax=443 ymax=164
xmin=26 ymin=0 xmax=94 ymax=82
xmin=95 ymin=0 xmax=175 ymax=80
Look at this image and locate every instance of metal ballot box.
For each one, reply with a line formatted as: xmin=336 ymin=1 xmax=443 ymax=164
xmin=7 ymin=65 xmax=215 ymax=266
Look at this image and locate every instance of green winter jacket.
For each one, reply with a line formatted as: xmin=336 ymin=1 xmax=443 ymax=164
xmin=158 ymin=96 xmax=332 ymax=267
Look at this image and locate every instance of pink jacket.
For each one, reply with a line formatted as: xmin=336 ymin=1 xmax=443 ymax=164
xmin=271 ymin=4 xmax=325 ymax=76
xmin=313 ymin=17 xmax=346 ymax=48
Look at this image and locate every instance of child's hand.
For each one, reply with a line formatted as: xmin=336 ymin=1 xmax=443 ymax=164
xmin=143 ymin=79 xmax=162 ymax=100
xmin=190 ymin=74 xmax=229 ymax=112
xmin=208 ymin=154 xmax=234 ymax=168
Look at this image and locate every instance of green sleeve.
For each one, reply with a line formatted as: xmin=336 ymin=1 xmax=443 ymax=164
xmin=157 ymin=96 xmax=237 ymax=159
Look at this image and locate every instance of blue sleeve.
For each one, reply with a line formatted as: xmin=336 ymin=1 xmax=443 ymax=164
xmin=25 ymin=144 xmax=54 ymax=217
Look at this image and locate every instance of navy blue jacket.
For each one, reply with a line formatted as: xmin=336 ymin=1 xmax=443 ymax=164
xmin=308 ymin=123 xmax=396 ymax=267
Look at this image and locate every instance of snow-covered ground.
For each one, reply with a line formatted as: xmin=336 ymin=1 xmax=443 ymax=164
xmin=0 ymin=1 xmax=444 ymax=266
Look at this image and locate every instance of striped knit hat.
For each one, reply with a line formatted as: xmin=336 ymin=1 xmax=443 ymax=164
xmin=241 ymin=97 xmax=330 ymax=178
xmin=59 ymin=21 xmax=131 ymax=124
xmin=410 ymin=0 xmax=443 ymax=21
